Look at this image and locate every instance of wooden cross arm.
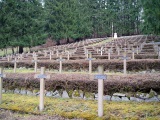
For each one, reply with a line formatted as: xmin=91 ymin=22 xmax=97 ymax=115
xmin=0 ymin=74 xmax=6 ymax=78
xmin=84 ymin=52 xmax=90 ymax=54
xmin=119 ymin=56 xmax=131 ymax=60
xmin=94 ymin=74 xmax=107 ymax=80
xmin=34 ymin=74 xmax=50 ymax=79
xmin=32 ymin=60 xmax=40 ymax=62
xmin=131 ymin=50 xmax=136 ymax=52
xmin=56 ymin=59 xmax=65 ymax=61
xmin=99 ymin=49 xmax=105 ymax=51
xmin=86 ymin=58 xmax=96 ymax=61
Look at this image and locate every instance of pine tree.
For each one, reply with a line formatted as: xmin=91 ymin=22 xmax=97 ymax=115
xmin=0 ymin=0 xmax=45 ymax=53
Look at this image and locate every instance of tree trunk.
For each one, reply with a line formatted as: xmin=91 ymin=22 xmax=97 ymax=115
xmin=19 ymin=46 xmax=23 ymax=53
xmin=17 ymin=47 xmax=18 ymax=53
xmin=5 ymin=48 xmax=7 ymax=55
xmin=3 ymin=49 xmax=5 ymax=56
xmin=12 ymin=47 xmax=15 ymax=54
xmin=29 ymin=47 xmax=31 ymax=52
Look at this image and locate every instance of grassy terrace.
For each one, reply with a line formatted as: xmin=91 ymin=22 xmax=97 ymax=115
xmin=3 ymin=68 xmax=128 ymax=75
xmin=88 ymin=38 xmax=113 ymax=47
xmin=0 ymin=94 xmax=160 ymax=120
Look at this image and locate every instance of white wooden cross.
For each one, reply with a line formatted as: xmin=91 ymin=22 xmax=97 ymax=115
xmin=56 ymin=50 xmax=59 ymax=57
xmin=96 ymin=48 xmax=99 ymax=53
xmin=19 ymin=54 xmax=23 ymax=61
xmin=57 ymin=55 xmax=65 ymax=73
xmin=12 ymin=57 xmax=19 ymax=73
xmin=84 ymin=50 xmax=89 ymax=59
xmin=49 ymin=51 xmax=52 ymax=60
xmin=44 ymin=50 xmax=47 ymax=57
xmin=123 ymin=47 xmax=128 ymax=54
xmin=94 ymin=65 xmax=107 ymax=117
xmin=0 ymin=68 xmax=6 ymax=104
xmin=32 ymin=52 xmax=37 ymax=58
xmin=132 ymin=48 xmax=136 ymax=60
xmin=32 ymin=56 xmax=39 ymax=73
xmin=136 ymin=46 xmax=139 ymax=54
xmin=87 ymin=53 xmax=95 ymax=74
xmin=34 ymin=67 xmax=50 ymax=111
xmin=140 ymin=43 xmax=144 ymax=51
xmin=66 ymin=51 xmax=70 ymax=60
xmin=7 ymin=55 xmax=11 ymax=62
xmin=117 ymin=47 xmax=120 ymax=55
xmin=120 ymin=54 xmax=130 ymax=75
xmin=99 ymin=47 xmax=104 ymax=56
xmin=108 ymin=49 xmax=112 ymax=60
xmin=51 ymin=50 xmax=54 ymax=55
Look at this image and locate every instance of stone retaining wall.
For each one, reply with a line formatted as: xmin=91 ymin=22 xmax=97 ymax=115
xmin=2 ymin=88 xmax=160 ymax=102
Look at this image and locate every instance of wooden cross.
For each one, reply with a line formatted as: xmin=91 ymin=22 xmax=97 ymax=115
xmin=0 ymin=68 xmax=6 ymax=104
xmin=108 ymin=49 xmax=112 ymax=60
xmin=116 ymin=47 xmax=120 ymax=55
xmin=44 ymin=51 xmax=47 ymax=57
xmin=123 ymin=47 xmax=128 ymax=54
xmin=140 ymin=43 xmax=144 ymax=51
xmin=49 ymin=51 xmax=52 ymax=60
xmin=32 ymin=52 xmax=37 ymax=58
xmin=83 ymin=40 xmax=85 ymax=45
xmin=94 ymin=65 xmax=107 ymax=117
xmin=66 ymin=51 xmax=70 ymax=60
xmin=84 ymin=50 xmax=89 ymax=59
xmin=136 ymin=46 xmax=139 ymax=54
xmin=7 ymin=55 xmax=11 ymax=62
xmin=34 ymin=67 xmax=50 ymax=111
xmin=132 ymin=48 xmax=136 ymax=60
xmin=32 ymin=56 xmax=39 ymax=73
xmin=19 ymin=54 xmax=23 ymax=60
xmin=56 ymin=50 xmax=59 ymax=57
xmin=12 ymin=57 xmax=19 ymax=73
xmin=51 ymin=50 xmax=54 ymax=55
xmin=57 ymin=55 xmax=65 ymax=73
xmin=120 ymin=54 xmax=130 ymax=75
xmin=87 ymin=53 xmax=95 ymax=74
xmin=99 ymin=47 xmax=104 ymax=56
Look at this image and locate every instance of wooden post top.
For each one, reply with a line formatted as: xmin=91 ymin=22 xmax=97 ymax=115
xmin=57 ymin=55 xmax=65 ymax=61
xmin=87 ymin=53 xmax=95 ymax=61
xmin=94 ymin=65 xmax=107 ymax=80
xmin=12 ymin=57 xmax=19 ymax=63
xmin=34 ymin=67 xmax=50 ymax=79
xmin=120 ymin=53 xmax=130 ymax=60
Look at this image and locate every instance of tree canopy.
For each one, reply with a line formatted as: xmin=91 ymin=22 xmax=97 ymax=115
xmin=0 ymin=0 xmax=159 ymax=52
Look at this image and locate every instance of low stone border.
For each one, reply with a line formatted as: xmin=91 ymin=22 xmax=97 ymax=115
xmin=2 ymin=88 xmax=160 ymax=102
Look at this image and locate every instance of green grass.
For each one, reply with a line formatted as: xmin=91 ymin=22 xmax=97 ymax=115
xmin=88 ymin=37 xmax=113 ymax=47
xmin=3 ymin=68 xmax=125 ymax=75
xmin=4 ymin=68 xmax=35 ymax=73
xmin=0 ymin=93 xmax=160 ymax=120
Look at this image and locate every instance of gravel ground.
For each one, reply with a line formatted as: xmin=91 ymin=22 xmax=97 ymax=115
xmin=0 ymin=109 xmax=83 ymax=120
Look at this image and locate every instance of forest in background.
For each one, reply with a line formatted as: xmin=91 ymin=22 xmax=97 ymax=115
xmin=0 ymin=0 xmax=160 ymax=53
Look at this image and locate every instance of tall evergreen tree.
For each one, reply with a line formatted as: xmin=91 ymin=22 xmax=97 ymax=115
xmin=141 ymin=0 xmax=160 ymax=35
xmin=0 ymin=0 xmax=45 ymax=53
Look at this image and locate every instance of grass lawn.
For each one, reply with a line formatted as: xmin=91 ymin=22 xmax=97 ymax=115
xmin=0 ymin=93 xmax=160 ymax=120
xmin=4 ymin=67 xmax=125 ymax=75
xmin=88 ymin=38 xmax=113 ymax=47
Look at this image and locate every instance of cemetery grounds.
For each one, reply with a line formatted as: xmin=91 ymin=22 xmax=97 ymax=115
xmin=0 ymin=35 xmax=160 ymax=120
